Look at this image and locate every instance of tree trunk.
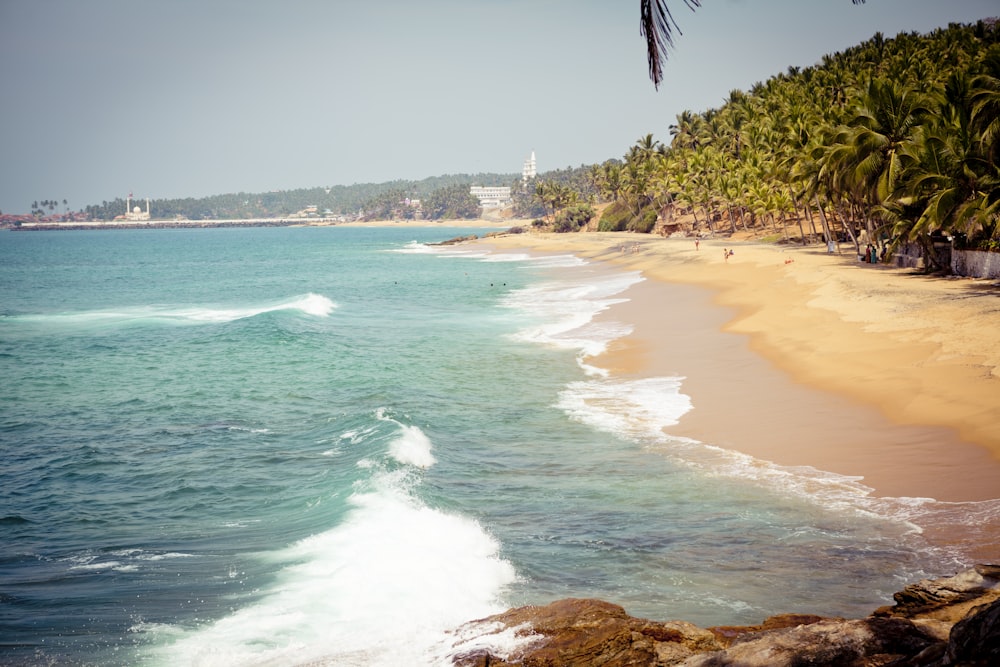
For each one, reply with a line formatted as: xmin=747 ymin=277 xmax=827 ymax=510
xmin=814 ymin=196 xmax=838 ymax=252
xmin=795 ymin=211 xmax=807 ymax=245
xmin=804 ymin=200 xmax=818 ymax=237
xmin=836 ymin=204 xmax=860 ymax=255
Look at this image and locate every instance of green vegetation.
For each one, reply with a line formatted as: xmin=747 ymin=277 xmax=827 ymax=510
xmin=553 ymin=204 xmax=595 ymax=233
xmin=574 ymin=19 xmax=1000 ymax=268
xmin=81 ymin=173 xmax=515 ymax=222
xmin=66 ymin=20 xmax=997 ymax=266
xmin=419 ymin=183 xmax=482 ymax=221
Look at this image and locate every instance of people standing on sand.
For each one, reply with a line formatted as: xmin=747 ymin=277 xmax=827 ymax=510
xmin=724 ymin=248 xmax=729 ymax=262
xmin=864 ymin=244 xmax=872 ymax=263
xmin=695 ymin=239 xmax=700 ymax=251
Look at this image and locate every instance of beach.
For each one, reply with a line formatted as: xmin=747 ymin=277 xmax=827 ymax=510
xmin=5 ymin=225 xmax=998 ymax=663
xmin=480 ymin=231 xmax=1000 ymax=508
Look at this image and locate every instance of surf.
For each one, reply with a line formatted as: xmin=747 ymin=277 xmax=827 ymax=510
xmin=144 ymin=416 xmax=518 ymax=667
xmin=4 ymin=293 xmax=336 ymax=329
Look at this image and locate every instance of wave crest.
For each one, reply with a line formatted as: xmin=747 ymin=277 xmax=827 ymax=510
xmin=7 ymin=293 xmax=337 ymax=328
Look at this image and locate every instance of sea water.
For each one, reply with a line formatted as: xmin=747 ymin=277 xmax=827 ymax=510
xmin=0 ymin=226 xmax=995 ymax=666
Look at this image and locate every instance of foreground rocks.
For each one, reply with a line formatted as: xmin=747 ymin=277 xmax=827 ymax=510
xmin=452 ymin=565 xmax=1000 ymax=666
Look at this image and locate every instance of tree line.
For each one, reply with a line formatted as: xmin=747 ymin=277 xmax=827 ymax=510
xmin=80 ymin=173 xmax=516 ymax=222
xmin=529 ymin=19 xmax=1000 ymax=265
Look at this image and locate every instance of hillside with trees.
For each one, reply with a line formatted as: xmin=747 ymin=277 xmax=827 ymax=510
xmin=555 ymin=19 xmax=999 ymax=268
xmin=79 ymin=173 xmax=516 ymax=223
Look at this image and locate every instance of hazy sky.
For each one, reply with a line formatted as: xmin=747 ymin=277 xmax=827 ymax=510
xmin=1 ymin=0 xmax=996 ymax=213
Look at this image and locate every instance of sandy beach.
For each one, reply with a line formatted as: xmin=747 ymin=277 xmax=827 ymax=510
xmin=479 ymin=231 xmax=1000 ymax=507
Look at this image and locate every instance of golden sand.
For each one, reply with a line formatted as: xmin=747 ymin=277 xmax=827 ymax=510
xmin=479 ymin=232 xmax=1000 ymax=503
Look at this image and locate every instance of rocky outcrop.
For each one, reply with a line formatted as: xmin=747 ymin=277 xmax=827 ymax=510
xmin=451 ymin=565 xmax=1000 ymax=667
xmin=432 ymin=235 xmax=479 ymax=245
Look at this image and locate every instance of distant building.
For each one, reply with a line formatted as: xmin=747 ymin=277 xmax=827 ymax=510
xmin=522 ymin=150 xmax=537 ymax=182
xmin=119 ymin=194 xmax=151 ymax=221
xmin=470 ymin=185 xmax=512 ymax=209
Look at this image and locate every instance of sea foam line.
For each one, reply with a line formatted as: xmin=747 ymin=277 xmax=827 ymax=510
xmin=10 ymin=293 xmax=336 ymax=327
xmin=493 ymin=253 xmax=998 ymax=564
xmin=555 ymin=371 xmax=1000 ymax=570
xmin=503 ymin=269 xmax=643 ymax=363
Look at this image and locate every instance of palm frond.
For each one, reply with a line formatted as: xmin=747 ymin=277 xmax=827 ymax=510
xmin=641 ymin=0 xmax=701 ymax=90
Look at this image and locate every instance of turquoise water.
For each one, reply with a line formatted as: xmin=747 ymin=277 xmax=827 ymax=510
xmin=0 ymin=227 xmax=991 ymax=665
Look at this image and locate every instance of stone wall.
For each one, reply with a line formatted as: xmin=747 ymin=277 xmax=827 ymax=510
xmin=952 ymin=248 xmax=1000 ymax=279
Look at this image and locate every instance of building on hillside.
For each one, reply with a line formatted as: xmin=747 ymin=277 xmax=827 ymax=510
xmin=522 ymin=150 xmax=537 ymax=182
xmin=470 ymin=185 xmax=512 ymax=209
xmin=292 ymin=204 xmax=319 ymax=218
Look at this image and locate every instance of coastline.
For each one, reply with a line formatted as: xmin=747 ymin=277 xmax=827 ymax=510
xmin=479 ymin=232 xmax=1000 ymax=505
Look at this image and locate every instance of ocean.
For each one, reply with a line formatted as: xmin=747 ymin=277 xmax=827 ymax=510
xmin=0 ymin=226 xmax=994 ymax=666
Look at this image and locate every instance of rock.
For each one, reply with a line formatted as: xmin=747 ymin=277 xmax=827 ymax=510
xmin=449 ymin=567 xmax=1000 ymax=667
xmin=682 ymin=618 xmax=937 ymax=667
xmin=873 ymin=565 xmax=1000 ymax=623
xmin=708 ymin=613 xmax=829 ymax=647
xmin=450 ymin=598 xmax=722 ymax=667
xmin=941 ymin=597 xmax=1000 ymax=665
xmin=432 ymin=235 xmax=478 ymax=246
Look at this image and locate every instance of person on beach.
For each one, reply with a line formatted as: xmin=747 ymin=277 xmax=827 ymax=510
xmin=695 ymin=239 xmax=700 ymax=251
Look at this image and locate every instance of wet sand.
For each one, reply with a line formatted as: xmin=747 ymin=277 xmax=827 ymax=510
xmin=480 ymin=232 xmax=1000 ymax=505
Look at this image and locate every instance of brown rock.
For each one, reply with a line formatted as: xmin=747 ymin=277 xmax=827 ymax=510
xmin=682 ymin=617 xmax=937 ymax=667
xmin=449 ymin=567 xmax=1000 ymax=667
xmin=941 ymin=597 xmax=1000 ymax=665
xmin=451 ymin=598 xmax=721 ymax=667
xmin=708 ymin=613 xmax=830 ymax=647
xmin=873 ymin=566 xmax=1000 ymax=623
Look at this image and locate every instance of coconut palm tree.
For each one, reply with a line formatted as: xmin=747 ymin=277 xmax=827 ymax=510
xmin=892 ymin=72 xmax=1000 ymax=245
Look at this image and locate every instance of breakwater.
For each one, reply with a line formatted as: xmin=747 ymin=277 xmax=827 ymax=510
xmin=9 ymin=218 xmax=333 ymax=231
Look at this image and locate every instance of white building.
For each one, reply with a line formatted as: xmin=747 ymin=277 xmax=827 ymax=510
xmin=470 ymin=185 xmax=512 ymax=209
xmin=122 ymin=194 xmax=151 ymax=221
xmin=522 ymin=150 xmax=537 ymax=182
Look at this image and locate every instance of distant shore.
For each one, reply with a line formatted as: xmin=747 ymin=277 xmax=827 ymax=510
xmin=7 ymin=217 xmax=519 ymax=231
xmin=480 ymin=231 xmax=1000 ymax=507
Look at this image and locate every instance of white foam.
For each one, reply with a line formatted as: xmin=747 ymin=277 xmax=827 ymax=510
xmin=557 ymin=376 xmax=693 ymax=443
xmin=376 ymin=409 xmax=437 ymax=469
xmin=389 ymin=241 xmax=488 ymax=259
xmin=503 ymin=271 xmax=642 ymax=361
xmin=556 ymin=373 xmax=1000 ymax=553
xmin=16 ymin=293 xmax=337 ymax=327
xmin=389 ymin=425 xmax=436 ymax=469
xmin=149 ymin=471 xmax=517 ymax=666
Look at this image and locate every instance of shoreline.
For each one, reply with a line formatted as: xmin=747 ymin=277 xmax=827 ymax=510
xmin=6 ymin=217 xmax=520 ymax=231
xmin=480 ymin=232 xmax=1000 ymax=504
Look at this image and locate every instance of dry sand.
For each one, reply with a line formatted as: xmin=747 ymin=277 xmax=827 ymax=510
xmin=479 ymin=232 xmax=1000 ymax=505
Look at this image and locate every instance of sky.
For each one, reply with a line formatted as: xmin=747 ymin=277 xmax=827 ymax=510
xmin=1 ymin=0 xmax=997 ymax=214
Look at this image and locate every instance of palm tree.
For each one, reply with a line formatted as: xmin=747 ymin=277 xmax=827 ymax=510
xmin=639 ymin=1 xmax=867 ymax=89
xmin=844 ymin=79 xmax=932 ymax=202
xmin=891 ymin=72 xmax=1000 ymax=247
xmin=640 ymin=0 xmax=702 ymax=90
xmin=970 ymin=46 xmax=1000 ymax=164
